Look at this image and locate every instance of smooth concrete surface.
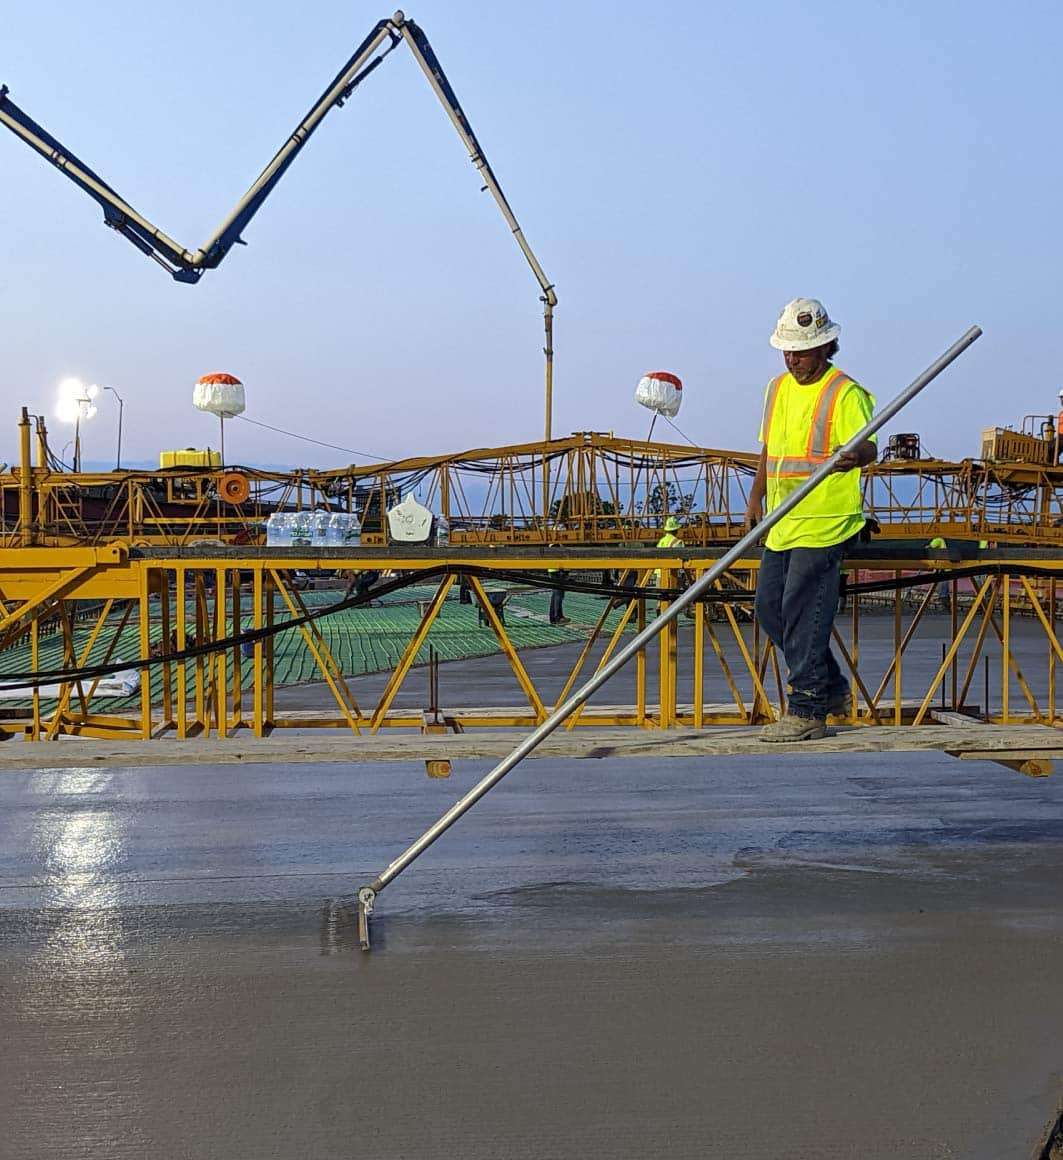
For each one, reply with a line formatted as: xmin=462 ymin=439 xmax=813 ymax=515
xmin=1 ymin=744 xmax=1062 ymax=1158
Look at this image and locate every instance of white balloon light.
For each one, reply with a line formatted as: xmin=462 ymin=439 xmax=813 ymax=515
xmin=635 ymin=371 xmax=683 ymax=419
xmin=193 ymin=372 xmax=245 ymax=465
xmin=193 ymin=372 xmax=246 ymax=418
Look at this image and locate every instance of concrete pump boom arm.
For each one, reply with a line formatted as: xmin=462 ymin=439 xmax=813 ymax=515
xmin=0 ymin=9 xmax=556 ymax=305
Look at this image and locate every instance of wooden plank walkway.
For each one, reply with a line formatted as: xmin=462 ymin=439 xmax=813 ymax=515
xmin=0 ymin=724 xmax=1061 ymax=771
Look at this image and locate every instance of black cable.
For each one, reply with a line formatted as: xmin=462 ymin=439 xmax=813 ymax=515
xmin=1 ymin=559 xmax=1057 ymax=690
xmin=233 ymin=414 xmax=392 ymax=462
xmin=0 ymin=564 xmax=675 ymax=688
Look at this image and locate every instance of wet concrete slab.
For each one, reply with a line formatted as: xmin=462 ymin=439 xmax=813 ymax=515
xmin=1 ymin=749 xmax=1062 ymax=1158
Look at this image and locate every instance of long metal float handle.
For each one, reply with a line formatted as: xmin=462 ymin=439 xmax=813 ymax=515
xmin=356 ymin=326 xmax=983 ymax=941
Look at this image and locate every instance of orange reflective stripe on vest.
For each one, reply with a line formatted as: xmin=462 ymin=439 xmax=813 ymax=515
xmin=766 ymin=369 xmax=854 ymax=477
xmin=762 ymin=374 xmax=786 ymax=445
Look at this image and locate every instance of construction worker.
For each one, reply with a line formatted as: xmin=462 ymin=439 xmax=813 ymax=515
xmin=1057 ymin=390 xmax=1063 ymax=460
xmin=343 ymin=568 xmax=381 ymax=604
xmin=927 ymin=537 xmax=948 ymax=607
xmin=653 ymin=516 xmax=686 ymax=596
xmin=657 ymin=515 xmax=684 ymax=551
xmin=547 ymin=547 xmax=569 ymax=624
xmin=548 ymin=569 xmax=569 ymax=624
xmin=743 ymin=298 xmax=877 ymax=742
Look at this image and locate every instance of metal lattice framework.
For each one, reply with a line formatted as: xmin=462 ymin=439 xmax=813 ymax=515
xmin=2 ymin=546 xmax=1063 ymax=758
xmin=8 ymin=413 xmax=1063 ymax=549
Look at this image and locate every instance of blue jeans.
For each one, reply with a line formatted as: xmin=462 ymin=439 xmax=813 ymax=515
xmin=754 ymin=542 xmax=849 ymax=719
xmin=549 ymin=571 xmax=567 ymax=622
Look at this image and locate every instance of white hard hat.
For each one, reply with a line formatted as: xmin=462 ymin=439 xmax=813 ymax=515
xmin=770 ymin=298 xmax=841 ymax=351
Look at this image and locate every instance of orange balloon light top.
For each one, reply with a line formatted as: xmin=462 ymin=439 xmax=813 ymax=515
xmin=195 ymin=372 xmax=243 ymax=386
xmin=644 ymin=371 xmax=682 ymax=390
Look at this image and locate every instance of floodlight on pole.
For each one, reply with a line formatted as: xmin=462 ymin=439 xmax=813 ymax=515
xmin=103 ymin=385 xmax=124 ymax=469
xmin=55 ymin=378 xmax=98 ymax=472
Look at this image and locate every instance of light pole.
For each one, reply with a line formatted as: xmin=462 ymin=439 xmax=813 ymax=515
xmin=72 ymin=387 xmax=97 ymax=472
xmin=56 ymin=378 xmax=98 ymax=472
xmin=104 ymin=385 xmax=124 ymax=469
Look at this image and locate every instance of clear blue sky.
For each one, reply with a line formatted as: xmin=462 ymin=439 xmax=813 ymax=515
xmin=2 ymin=0 xmax=1059 ymax=470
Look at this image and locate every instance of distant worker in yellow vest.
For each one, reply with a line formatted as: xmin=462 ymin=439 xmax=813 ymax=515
xmin=743 ymin=298 xmax=877 ymax=742
xmin=657 ymin=516 xmax=684 ymax=551
xmin=927 ymin=537 xmax=948 ymax=606
xmin=653 ymin=516 xmax=685 ymax=589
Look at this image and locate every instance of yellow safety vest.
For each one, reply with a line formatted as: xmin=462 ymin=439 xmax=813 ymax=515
xmin=653 ymin=532 xmax=683 ymax=585
xmin=759 ymin=366 xmax=873 ymax=551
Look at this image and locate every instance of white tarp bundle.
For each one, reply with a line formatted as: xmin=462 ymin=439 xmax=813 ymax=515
xmin=0 ymin=669 xmax=140 ymax=700
xmin=635 ymin=371 xmax=683 ymax=418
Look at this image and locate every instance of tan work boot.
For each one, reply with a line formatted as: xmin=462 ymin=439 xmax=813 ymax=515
xmin=759 ymin=713 xmax=827 ymax=743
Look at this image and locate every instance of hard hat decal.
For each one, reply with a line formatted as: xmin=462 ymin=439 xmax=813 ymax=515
xmin=770 ymin=297 xmax=840 ymax=351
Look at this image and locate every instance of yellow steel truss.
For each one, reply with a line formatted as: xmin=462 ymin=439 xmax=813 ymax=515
xmin=11 ymin=412 xmax=1063 ymax=549
xmin=2 ymin=545 xmax=1063 ymax=745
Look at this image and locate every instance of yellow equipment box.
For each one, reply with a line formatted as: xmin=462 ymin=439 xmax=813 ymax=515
xmin=980 ymin=427 xmax=1051 ymax=465
xmin=160 ymin=448 xmax=221 ymax=469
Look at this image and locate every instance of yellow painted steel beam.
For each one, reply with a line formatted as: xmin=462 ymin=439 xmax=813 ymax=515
xmin=9 ymin=547 xmax=1063 ymax=742
xmin=43 ymin=598 xmax=116 ymax=739
xmin=465 ymin=575 xmax=546 ymax=723
xmin=267 ymin=567 xmax=363 ymax=736
xmin=369 ymin=576 xmax=456 ymax=733
xmin=912 ymin=576 xmax=997 ymax=726
xmin=562 ymin=568 xmax=653 ymax=731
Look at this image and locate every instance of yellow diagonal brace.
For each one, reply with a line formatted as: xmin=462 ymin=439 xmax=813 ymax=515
xmin=269 ymin=569 xmax=363 ymax=735
xmin=44 ymin=599 xmax=116 ymax=739
xmin=563 ymin=570 xmax=645 ymax=730
xmin=1020 ymin=577 xmax=1063 ymax=667
xmin=871 ymin=581 xmax=938 ymax=707
xmin=279 ymin=579 xmax=363 ymax=721
xmin=716 ymin=596 xmax=774 ymax=719
xmin=955 ymin=579 xmax=999 ymax=710
xmin=829 ymin=627 xmax=883 ymax=725
xmin=913 ymin=576 xmax=996 ymax=725
xmin=0 ymin=563 xmax=97 ymax=638
xmin=369 ymin=576 xmax=456 ymax=732
xmin=985 ymin=606 xmax=1043 ymax=721
xmin=467 ymin=576 xmax=546 ymax=723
